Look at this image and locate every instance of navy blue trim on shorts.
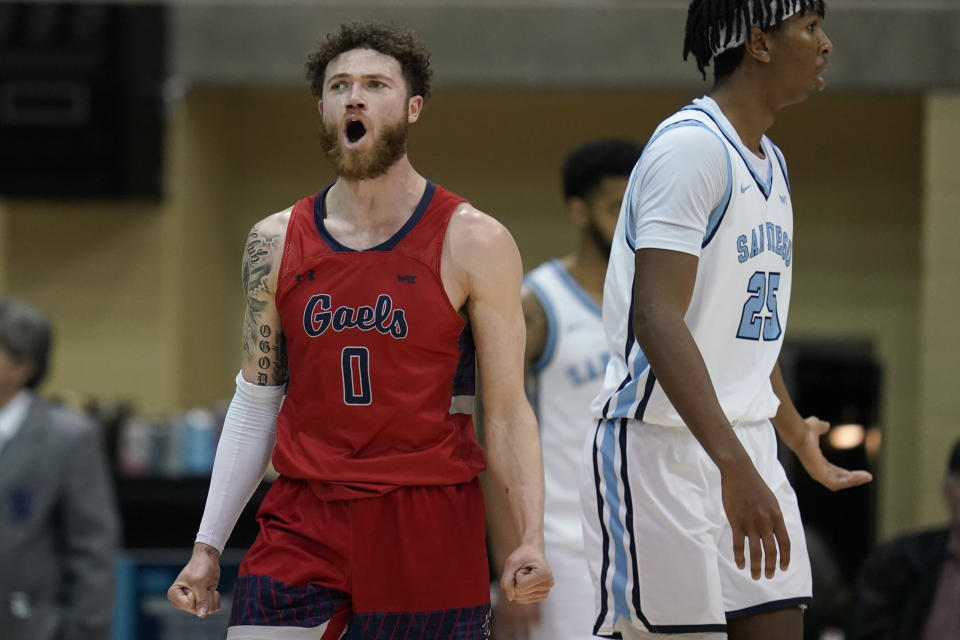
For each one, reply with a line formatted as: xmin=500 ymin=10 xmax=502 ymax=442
xmin=592 ymin=419 xmax=612 ymax=636
xmin=725 ymin=596 xmax=812 ymax=620
xmin=596 ymin=621 xmax=729 ymax=636
xmin=618 ymin=418 xmax=647 ymax=630
xmin=645 ymin=622 xmax=728 ymax=634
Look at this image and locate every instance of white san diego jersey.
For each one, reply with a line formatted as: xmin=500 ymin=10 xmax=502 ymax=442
xmin=592 ymin=96 xmax=794 ymax=426
xmin=526 ymin=259 xmax=609 ymax=552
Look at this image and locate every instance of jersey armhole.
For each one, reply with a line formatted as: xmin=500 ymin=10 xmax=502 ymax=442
xmin=524 ymin=278 xmax=558 ymax=373
xmin=273 ymin=203 xmax=300 ymax=305
xmin=628 ymin=119 xmax=731 ymax=252
xmin=700 ymin=133 xmax=733 ymax=249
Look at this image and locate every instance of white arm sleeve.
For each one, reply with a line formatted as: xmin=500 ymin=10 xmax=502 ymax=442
xmin=630 ymin=124 xmax=729 ymax=257
xmin=195 ymin=372 xmax=283 ymax=553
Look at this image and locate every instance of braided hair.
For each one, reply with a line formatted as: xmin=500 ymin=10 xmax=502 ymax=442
xmin=683 ymin=0 xmax=825 ymax=80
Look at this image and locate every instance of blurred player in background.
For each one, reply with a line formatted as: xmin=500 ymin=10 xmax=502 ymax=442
xmin=486 ymin=139 xmax=641 ymax=640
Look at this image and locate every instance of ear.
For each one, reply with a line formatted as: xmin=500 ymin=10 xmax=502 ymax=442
xmin=744 ymin=26 xmax=772 ymax=63
xmin=567 ymin=197 xmax=589 ymax=228
xmin=10 ymin=358 xmax=35 ymax=390
xmin=317 ymin=98 xmax=324 ymax=116
xmin=407 ymin=95 xmax=424 ymax=123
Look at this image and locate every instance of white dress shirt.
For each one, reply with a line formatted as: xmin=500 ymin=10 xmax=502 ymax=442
xmin=0 ymin=390 xmax=34 ymax=457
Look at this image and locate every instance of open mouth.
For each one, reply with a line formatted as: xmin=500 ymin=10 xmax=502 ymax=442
xmin=816 ymin=66 xmax=828 ymax=91
xmin=345 ymin=120 xmax=367 ymax=144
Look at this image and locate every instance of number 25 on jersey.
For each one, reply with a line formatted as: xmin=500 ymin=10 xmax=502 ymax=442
xmin=736 ymin=271 xmax=781 ymax=341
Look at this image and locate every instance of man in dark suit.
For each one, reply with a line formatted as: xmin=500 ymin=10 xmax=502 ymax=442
xmin=0 ymin=299 xmax=120 ymax=640
xmin=847 ymin=438 xmax=960 ymax=640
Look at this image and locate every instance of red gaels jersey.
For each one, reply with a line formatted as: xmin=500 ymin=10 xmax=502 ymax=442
xmin=273 ymin=181 xmax=485 ymax=500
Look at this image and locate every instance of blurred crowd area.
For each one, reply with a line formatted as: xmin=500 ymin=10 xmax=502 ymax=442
xmin=52 ymin=392 xmax=231 ymax=480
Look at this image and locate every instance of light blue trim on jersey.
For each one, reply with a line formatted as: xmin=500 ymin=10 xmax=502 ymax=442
xmin=681 ymin=104 xmax=774 ymax=200
xmin=771 ymin=143 xmax=791 ymax=195
xmin=599 ymin=419 xmax=631 ymax=625
xmin=701 ymin=143 xmax=734 ymax=248
xmin=627 ymin=119 xmax=731 ymax=253
xmin=625 ymin=120 xmax=705 ymax=251
xmin=549 ymin=259 xmax=602 ymax=317
xmin=623 ymin=161 xmax=642 ymax=252
xmin=525 ymin=278 xmax=558 ymax=374
xmin=608 ymin=348 xmax=651 ymax=419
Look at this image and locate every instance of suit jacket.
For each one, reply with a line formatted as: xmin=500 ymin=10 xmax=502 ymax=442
xmin=0 ymin=398 xmax=120 ymax=640
xmin=846 ymin=527 xmax=950 ymax=640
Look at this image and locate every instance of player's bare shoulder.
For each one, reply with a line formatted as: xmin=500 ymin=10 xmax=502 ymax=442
xmin=242 ymin=207 xmax=293 ymax=300
xmin=437 ymin=202 xmax=521 ymax=313
xmin=441 ymin=202 xmax=524 ymax=311
xmin=445 ymin=202 xmax=522 ymax=281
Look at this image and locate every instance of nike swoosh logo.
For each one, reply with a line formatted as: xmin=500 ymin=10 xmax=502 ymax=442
xmin=740 ymin=184 xmax=752 ymax=194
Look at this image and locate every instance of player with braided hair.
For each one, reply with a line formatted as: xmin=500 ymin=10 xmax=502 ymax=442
xmin=683 ymin=0 xmax=826 ymax=79
xmin=581 ymin=2 xmax=870 ymax=639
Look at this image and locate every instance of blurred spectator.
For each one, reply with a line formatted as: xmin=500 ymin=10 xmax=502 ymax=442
xmin=0 ymin=299 xmax=120 ymax=640
xmin=847 ymin=437 xmax=960 ymax=640
xmin=805 ymin=524 xmax=852 ymax=640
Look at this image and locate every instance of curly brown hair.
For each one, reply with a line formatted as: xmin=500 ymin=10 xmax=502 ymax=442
xmin=305 ymin=22 xmax=432 ymax=100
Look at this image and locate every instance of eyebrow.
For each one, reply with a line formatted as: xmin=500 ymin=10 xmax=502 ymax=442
xmin=327 ymin=73 xmax=391 ymax=83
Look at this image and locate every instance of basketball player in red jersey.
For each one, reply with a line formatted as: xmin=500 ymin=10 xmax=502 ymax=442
xmin=167 ymin=22 xmax=553 ymax=639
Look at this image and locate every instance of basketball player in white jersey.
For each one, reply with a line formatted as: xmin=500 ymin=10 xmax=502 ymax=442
xmin=487 ymin=139 xmax=642 ymax=640
xmin=581 ymin=2 xmax=872 ymax=640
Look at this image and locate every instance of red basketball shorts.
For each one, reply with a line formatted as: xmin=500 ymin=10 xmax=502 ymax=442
xmin=228 ymin=476 xmax=491 ymax=639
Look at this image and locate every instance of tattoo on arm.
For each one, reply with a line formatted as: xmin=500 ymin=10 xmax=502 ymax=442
xmin=241 ymin=230 xmax=275 ymax=299
xmin=272 ymin=333 xmax=288 ymax=386
xmin=242 ymin=298 xmax=267 ymax=363
xmin=241 ymin=227 xmax=288 ymax=385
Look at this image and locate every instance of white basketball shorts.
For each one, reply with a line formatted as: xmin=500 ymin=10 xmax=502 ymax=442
xmin=580 ymin=418 xmax=811 ymax=636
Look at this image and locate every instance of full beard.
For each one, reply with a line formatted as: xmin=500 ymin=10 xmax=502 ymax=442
xmin=318 ymin=117 xmax=409 ymax=181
